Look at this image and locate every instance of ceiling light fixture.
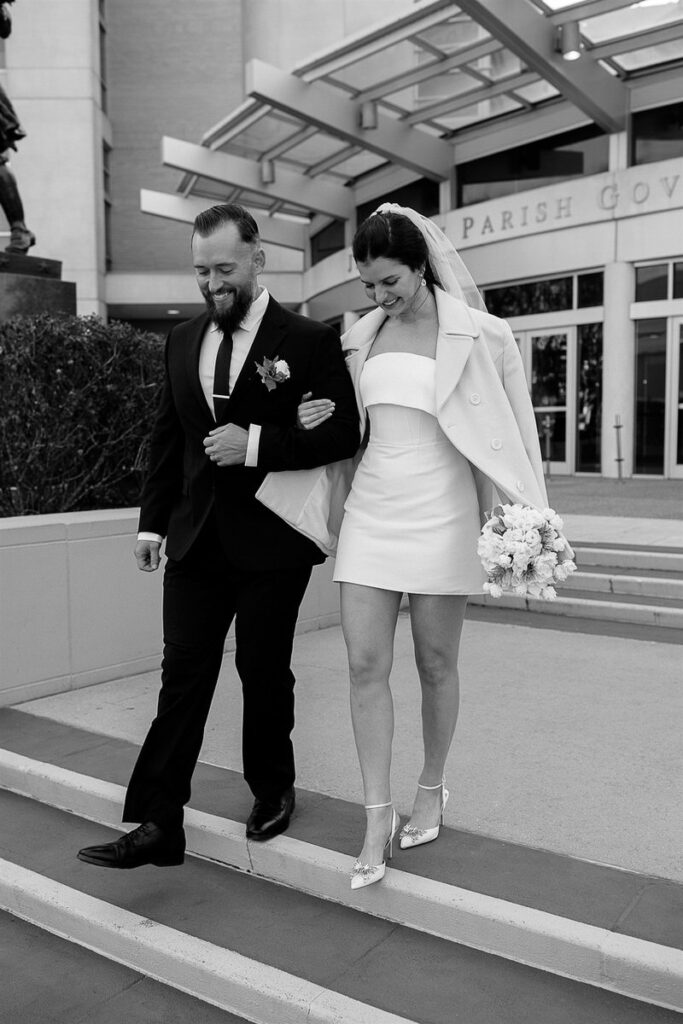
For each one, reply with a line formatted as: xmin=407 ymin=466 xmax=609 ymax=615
xmin=359 ymin=101 xmax=378 ymax=130
xmin=557 ymin=21 xmax=582 ymax=61
xmin=260 ymin=159 xmax=275 ymax=185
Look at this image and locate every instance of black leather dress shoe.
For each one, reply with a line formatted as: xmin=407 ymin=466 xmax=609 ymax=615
xmin=77 ymin=822 xmax=185 ymax=869
xmin=246 ymin=789 xmax=295 ymax=842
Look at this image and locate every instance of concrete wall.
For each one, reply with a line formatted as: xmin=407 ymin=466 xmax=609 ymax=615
xmin=242 ymin=0 xmax=419 ymax=70
xmin=0 ymin=510 xmax=340 ymax=707
xmin=105 ymin=0 xmax=244 ymax=273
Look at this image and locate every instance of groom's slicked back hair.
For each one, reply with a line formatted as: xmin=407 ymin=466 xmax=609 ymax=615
xmin=192 ymin=203 xmax=260 ymax=244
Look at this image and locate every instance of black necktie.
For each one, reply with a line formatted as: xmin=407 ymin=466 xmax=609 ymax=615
xmin=212 ymin=331 xmax=233 ymax=420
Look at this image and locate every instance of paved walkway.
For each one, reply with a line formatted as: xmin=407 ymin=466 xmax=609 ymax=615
xmin=16 ymin=613 xmax=681 ymax=882
xmin=563 ymin=511 xmax=683 ymax=548
xmin=12 ymin=511 xmax=683 ymax=884
xmin=547 ymin=477 xmax=683 ymax=520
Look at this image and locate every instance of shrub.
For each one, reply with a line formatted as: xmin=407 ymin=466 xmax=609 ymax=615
xmin=0 ymin=313 xmax=165 ymax=515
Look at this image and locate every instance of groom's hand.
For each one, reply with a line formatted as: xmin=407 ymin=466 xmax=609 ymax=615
xmin=135 ymin=540 xmax=161 ymax=572
xmin=204 ymin=423 xmax=248 ymax=466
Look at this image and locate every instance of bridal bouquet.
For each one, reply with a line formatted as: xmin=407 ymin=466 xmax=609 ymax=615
xmin=477 ymin=504 xmax=576 ymax=601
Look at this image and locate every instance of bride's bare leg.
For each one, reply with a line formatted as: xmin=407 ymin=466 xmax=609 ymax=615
xmin=407 ymin=593 xmax=467 ymax=830
xmin=340 ymin=582 xmax=402 ymax=866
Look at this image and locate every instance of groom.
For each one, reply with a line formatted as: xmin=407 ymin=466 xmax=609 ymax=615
xmin=78 ymin=203 xmax=359 ymax=869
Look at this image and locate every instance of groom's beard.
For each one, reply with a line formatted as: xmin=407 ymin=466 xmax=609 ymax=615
xmin=204 ymin=283 xmax=253 ymax=336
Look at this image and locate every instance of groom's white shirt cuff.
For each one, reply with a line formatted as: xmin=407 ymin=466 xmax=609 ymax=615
xmin=137 ymin=422 xmax=260 ymax=543
xmin=245 ymin=424 xmax=261 ymax=466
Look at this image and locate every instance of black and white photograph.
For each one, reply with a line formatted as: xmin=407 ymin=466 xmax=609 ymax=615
xmin=0 ymin=2 xmax=682 ymax=1022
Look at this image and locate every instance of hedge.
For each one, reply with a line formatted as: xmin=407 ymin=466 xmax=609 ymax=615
xmin=0 ymin=313 xmax=165 ymax=515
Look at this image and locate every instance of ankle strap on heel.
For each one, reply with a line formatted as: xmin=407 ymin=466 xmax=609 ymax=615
xmin=417 ymin=781 xmax=445 ymax=791
xmin=364 ymin=801 xmax=392 ymax=809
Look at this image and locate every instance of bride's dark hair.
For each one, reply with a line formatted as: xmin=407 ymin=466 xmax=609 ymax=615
xmin=352 ymin=210 xmax=438 ymax=289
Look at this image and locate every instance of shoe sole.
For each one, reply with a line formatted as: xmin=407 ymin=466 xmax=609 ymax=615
xmin=76 ymin=851 xmax=185 ymax=868
xmin=245 ymin=822 xmax=290 ymax=842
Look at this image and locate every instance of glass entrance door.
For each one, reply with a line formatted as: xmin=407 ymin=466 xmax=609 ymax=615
xmin=668 ymin=318 xmax=683 ymax=479
xmin=516 ymin=329 xmax=575 ymax=474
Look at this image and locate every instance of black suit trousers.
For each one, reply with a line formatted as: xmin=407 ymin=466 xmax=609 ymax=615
xmin=123 ymin=512 xmax=312 ymax=831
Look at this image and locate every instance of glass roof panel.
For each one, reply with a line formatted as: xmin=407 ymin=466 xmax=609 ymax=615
xmin=221 ymin=112 xmax=301 ymax=161
xmin=327 ymin=39 xmax=423 ymax=91
xmin=612 ymin=35 xmax=683 ymax=69
xmin=432 ymin=94 xmax=523 ymax=132
xmin=384 ymin=68 xmax=480 ymax=113
xmin=279 ymin=133 xmax=349 ymax=166
xmin=236 ymin=188 xmax=312 ymax=217
xmin=415 ymin=14 xmax=491 ymax=54
xmin=191 ymin=180 xmax=236 ymax=202
xmin=327 ymin=152 xmax=389 ymax=179
xmin=581 ymin=1 xmax=683 ymax=44
xmin=540 ymin=1 xmax=591 ymax=8
xmin=469 ymin=50 xmax=524 ymax=81
xmin=513 ymin=80 xmax=560 ymax=103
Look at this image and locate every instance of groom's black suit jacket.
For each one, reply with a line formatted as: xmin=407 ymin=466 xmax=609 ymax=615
xmin=139 ymin=296 xmax=360 ymax=570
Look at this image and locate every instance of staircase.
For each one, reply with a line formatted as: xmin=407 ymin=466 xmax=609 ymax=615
xmin=468 ymin=543 xmax=683 ymax=639
xmin=1 ymin=707 xmax=682 ymax=1024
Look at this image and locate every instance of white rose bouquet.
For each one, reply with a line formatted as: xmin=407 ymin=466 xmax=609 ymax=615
xmin=477 ymin=503 xmax=576 ymax=601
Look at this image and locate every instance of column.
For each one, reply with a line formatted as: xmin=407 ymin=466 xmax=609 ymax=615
xmin=601 ymin=261 xmax=635 ymax=478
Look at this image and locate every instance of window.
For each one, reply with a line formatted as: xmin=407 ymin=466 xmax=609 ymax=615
xmin=103 ymin=143 xmax=112 ymax=271
xmin=635 ymin=264 xmax=668 ymax=302
xmin=356 ymin=179 xmax=439 ymax=226
xmin=634 ymin=260 xmax=683 ymax=301
xmin=634 ymin=319 xmax=666 ymax=474
xmin=457 ymin=126 xmax=608 ymax=207
xmin=576 ymin=324 xmax=602 ymax=473
xmin=487 ymin=278 xmax=573 ymax=318
xmin=99 ymin=5 xmax=108 ymax=113
xmin=673 ymin=262 xmax=683 ymax=300
xmin=577 ymin=272 xmax=603 ymax=308
xmin=631 ymin=102 xmax=683 ymax=167
xmin=310 ymin=220 xmax=345 ymax=267
xmin=485 ymin=272 xmax=604 ymax=318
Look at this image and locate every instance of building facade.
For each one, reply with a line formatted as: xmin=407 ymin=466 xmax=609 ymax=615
xmin=4 ymin=0 xmax=683 ymax=478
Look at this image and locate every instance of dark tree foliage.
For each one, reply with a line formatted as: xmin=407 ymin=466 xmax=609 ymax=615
xmin=0 ymin=313 xmax=165 ymax=515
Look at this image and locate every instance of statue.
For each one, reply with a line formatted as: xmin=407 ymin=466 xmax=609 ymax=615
xmin=0 ymin=0 xmax=34 ymax=254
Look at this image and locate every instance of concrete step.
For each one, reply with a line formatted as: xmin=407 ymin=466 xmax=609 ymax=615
xmin=564 ymin=571 xmax=683 ymax=601
xmin=471 ymin=543 xmax=683 ymax=635
xmin=468 ymin=590 xmax=683 ymax=630
xmin=571 ymin=545 xmax=683 ymax=575
xmin=2 ymin=790 xmax=683 ymax=1024
xmin=0 ymin=709 xmax=682 ymax=1018
xmin=1 ymin=909 xmax=251 ymax=1024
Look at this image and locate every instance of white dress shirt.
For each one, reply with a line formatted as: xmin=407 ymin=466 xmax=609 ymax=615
xmin=138 ymin=287 xmax=270 ymax=543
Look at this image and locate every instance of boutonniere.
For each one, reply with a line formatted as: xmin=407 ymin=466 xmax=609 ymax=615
xmin=255 ymin=356 xmax=291 ymax=392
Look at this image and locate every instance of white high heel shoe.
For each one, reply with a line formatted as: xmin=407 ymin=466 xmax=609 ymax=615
xmin=350 ymin=802 xmax=401 ymax=890
xmin=399 ymin=781 xmax=449 ymax=850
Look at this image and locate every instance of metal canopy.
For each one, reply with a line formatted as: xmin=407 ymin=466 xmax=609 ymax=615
xmin=150 ymin=0 xmax=683 ymax=227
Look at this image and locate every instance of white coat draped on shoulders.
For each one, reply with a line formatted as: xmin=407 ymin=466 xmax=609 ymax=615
xmin=256 ymin=287 xmax=550 ymax=557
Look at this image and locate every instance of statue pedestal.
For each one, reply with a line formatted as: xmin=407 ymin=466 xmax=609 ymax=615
xmin=0 ymin=252 xmax=76 ymax=319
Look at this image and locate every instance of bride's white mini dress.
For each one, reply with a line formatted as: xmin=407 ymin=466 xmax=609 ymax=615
xmin=333 ymin=352 xmax=485 ymax=594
